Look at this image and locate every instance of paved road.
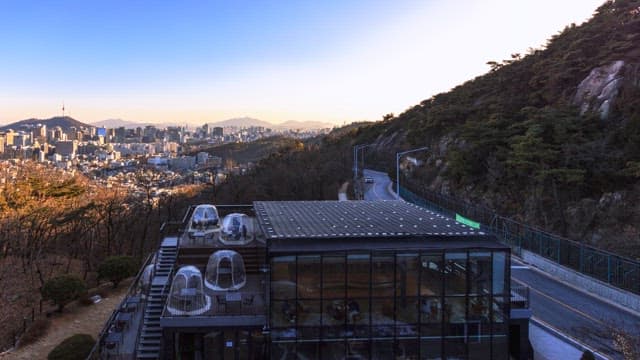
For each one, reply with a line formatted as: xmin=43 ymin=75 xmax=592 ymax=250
xmin=512 ymin=259 xmax=640 ymax=359
xmin=361 ymin=168 xmax=640 ymax=359
xmin=362 ymin=169 xmax=396 ymax=200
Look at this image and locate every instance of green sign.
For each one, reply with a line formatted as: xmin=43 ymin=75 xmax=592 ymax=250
xmin=456 ymin=214 xmax=481 ymax=229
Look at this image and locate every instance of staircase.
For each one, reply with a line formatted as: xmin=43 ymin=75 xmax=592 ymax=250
xmin=136 ymin=238 xmax=178 ymax=359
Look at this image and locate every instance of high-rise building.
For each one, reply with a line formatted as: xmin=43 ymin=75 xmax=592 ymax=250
xmin=55 ymin=140 xmax=78 ymax=158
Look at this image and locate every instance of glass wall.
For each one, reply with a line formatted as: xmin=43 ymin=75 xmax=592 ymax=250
xmin=269 ymin=249 xmax=510 ymax=359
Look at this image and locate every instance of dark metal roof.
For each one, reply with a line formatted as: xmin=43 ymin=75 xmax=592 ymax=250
xmin=254 ymin=200 xmax=487 ymax=240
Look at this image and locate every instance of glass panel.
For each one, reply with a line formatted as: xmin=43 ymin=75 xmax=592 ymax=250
xmin=468 ymin=296 xmax=490 ymax=322
xmin=372 ymin=255 xmax=395 ymax=297
xmin=297 ymin=342 xmax=320 ymax=359
xmin=347 ymin=254 xmax=370 ymax=299
xmin=492 ymin=252 xmax=507 ymax=295
xmin=324 ymin=299 xmax=346 ymax=326
xmin=271 ymin=256 xmax=296 ymax=300
xmin=271 ymin=342 xmax=296 ymax=359
xmin=298 ymin=255 xmax=321 ymax=299
xmin=421 ymin=322 xmax=442 ymax=337
xmin=443 ymin=322 xmax=466 ymax=359
xmin=492 ymin=332 xmax=509 ymax=360
xmin=444 ymin=297 xmax=466 ymax=324
xmin=371 ymin=340 xmax=394 ymax=360
xmin=444 ymin=252 xmax=467 ymax=296
xmin=420 ymin=297 xmax=442 ymax=324
xmin=492 ymin=296 xmax=507 ymax=322
xmin=348 ymin=298 xmax=369 ymax=337
xmin=323 ymin=340 xmax=345 ymax=359
xmin=396 ymin=324 xmax=418 ymax=338
xmin=371 ymin=298 xmax=395 ymax=325
xmin=298 ymin=300 xmax=321 ymax=328
xmin=347 ymin=340 xmax=370 ymax=359
xmin=272 ymin=300 xmax=297 ymax=328
xmin=468 ymin=327 xmax=492 ymax=360
xmin=398 ymin=253 xmax=419 ymax=297
xmin=420 ymin=254 xmax=443 ymax=297
xmin=323 ymin=256 xmax=345 ymax=299
xmin=397 ymin=296 xmax=419 ymax=325
xmin=397 ymin=339 xmax=419 ymax=359
xmin=420 ymin=338 xmax=442 ymax=360
xmin=469 ymin=251 xmax=492 ymax=296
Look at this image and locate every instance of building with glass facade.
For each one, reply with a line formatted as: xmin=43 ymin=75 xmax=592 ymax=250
xmin=92 ymin=200 xmax=531 ymax=360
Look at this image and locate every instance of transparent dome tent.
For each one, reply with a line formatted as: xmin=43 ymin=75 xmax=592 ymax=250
xmin=220 ymin=213 xmax=255 ymax=245
xmin=166 ymin=266 xmax=211 ymax=316
xmin=138 ymin=264 xmax=154 ymax=298
xmin=186 ymin=204 xmax=220 ymax=239
xmin=205 ymin=250 xmax=247 ymax=291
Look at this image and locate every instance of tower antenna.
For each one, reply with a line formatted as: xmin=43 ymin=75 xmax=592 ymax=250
xmin=62 ymin=102 xmax=65 ymax=118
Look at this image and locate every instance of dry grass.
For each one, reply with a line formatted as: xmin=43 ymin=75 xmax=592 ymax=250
xmin=0 ymin=285 xmax=127 ymax=360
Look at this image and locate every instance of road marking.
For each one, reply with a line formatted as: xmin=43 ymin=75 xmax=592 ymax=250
xmin=512 ymin=277 xmax=609 ymax=328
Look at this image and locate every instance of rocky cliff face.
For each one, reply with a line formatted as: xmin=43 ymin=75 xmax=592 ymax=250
xmin=573 ymin=60 xmax=626 ymax=119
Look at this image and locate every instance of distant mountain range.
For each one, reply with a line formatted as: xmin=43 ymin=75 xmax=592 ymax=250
xmin=1 ymin=116 xmax=335 ymax=133
xmin=205 ymin=117 xmax=333 ymax=130
xmin=0 ymin=116 xmax=91 ymax=132
xmin=90 ymin=116 xmax=333 ymax=131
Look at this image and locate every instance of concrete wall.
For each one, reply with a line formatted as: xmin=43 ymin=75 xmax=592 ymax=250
xmin=520 ymin=249 xmax=640 ymax=314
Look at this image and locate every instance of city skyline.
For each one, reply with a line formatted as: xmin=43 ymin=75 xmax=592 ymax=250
xmin=1 ymin=0 xmax=604 ymax=126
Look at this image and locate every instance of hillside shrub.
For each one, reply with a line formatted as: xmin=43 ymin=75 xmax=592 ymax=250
xmin=41 ymin=275 xmax=87 ymax=312
xmin=47 ymin=334 xmax=95 ymax=360
xmin=97 ymin=256 xmax=137 ymax=288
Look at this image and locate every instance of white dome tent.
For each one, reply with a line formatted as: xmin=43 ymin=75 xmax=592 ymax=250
xmin=219 ymin=213 xmax=255 ymax=245
xmin=166 ymin=266 xmax=211 ymax=316
xmin=205 ymin=250 xmax=247 ymax=291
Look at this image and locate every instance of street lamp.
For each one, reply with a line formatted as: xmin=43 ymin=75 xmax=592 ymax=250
xmin=353 ymin=143 xmax=374 ymax=179
xmin=396 ymin=146 xmax=429 ymax=199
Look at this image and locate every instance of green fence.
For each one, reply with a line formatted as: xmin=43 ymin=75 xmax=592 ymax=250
xmin=399 ymin=184 xmax=640 ymax=295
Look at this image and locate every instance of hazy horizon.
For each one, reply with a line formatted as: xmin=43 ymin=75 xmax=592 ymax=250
xmin=1 ymin=0 xmax=604 ymax=126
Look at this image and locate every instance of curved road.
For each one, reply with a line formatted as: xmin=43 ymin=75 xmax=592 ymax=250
xmin=361 ymin=168 xmax=640 ymax=359
xmin=362 ymin=169 xmax=396 ymax=201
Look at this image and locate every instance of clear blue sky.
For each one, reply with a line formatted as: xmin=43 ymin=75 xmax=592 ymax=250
xmin=0 ymin=0 xmax=605 ymax=125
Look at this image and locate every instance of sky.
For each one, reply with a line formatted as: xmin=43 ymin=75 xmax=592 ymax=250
xmin=0 ymin=0 xmax=606 ymax=126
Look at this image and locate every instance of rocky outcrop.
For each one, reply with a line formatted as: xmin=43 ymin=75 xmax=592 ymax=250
xmin=573 ymin=60 xmax=625 ymax=119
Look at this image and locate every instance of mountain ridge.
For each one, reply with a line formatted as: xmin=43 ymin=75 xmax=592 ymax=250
xmin=0 ymin=116 xmax=91 ymax=132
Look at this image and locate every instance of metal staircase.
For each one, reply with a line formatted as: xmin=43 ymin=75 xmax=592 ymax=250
xmin=136 ymin=238 xmax=178 ymax=359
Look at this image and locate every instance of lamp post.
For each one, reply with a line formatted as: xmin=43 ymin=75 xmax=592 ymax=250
xmin=396 ymin=146 xmax=428 ymax=199
xmin=353 ymin=143 xmax=374 ymax=179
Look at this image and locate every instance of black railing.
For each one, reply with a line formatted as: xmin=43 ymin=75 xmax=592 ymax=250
xmin=510 ymin=284 xmax=530 ymax=309
xmin=88 ymin=252 xmax=154 ymax=359
xmin=399 ymin=184 xmax=640 ymax=295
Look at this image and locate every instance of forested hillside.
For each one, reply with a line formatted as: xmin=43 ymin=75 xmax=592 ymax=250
xmin=215 ymin=1 xmax=640 ymax=258
xmin=352 ymin=0 xmax=640 ymax=257
xmin=0 ymin=163 xmax=211 ymax=351
xmin=213 ymin=132 xmax=353 ymax=203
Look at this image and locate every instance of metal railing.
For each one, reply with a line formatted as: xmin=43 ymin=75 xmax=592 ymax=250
xmin=399 ymin=183 xmax=640 ymax=295
xmin=510 ymin=284 xmax=530 ymax=309
xmin=88 ymin=252 xmax=155 ymax=359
